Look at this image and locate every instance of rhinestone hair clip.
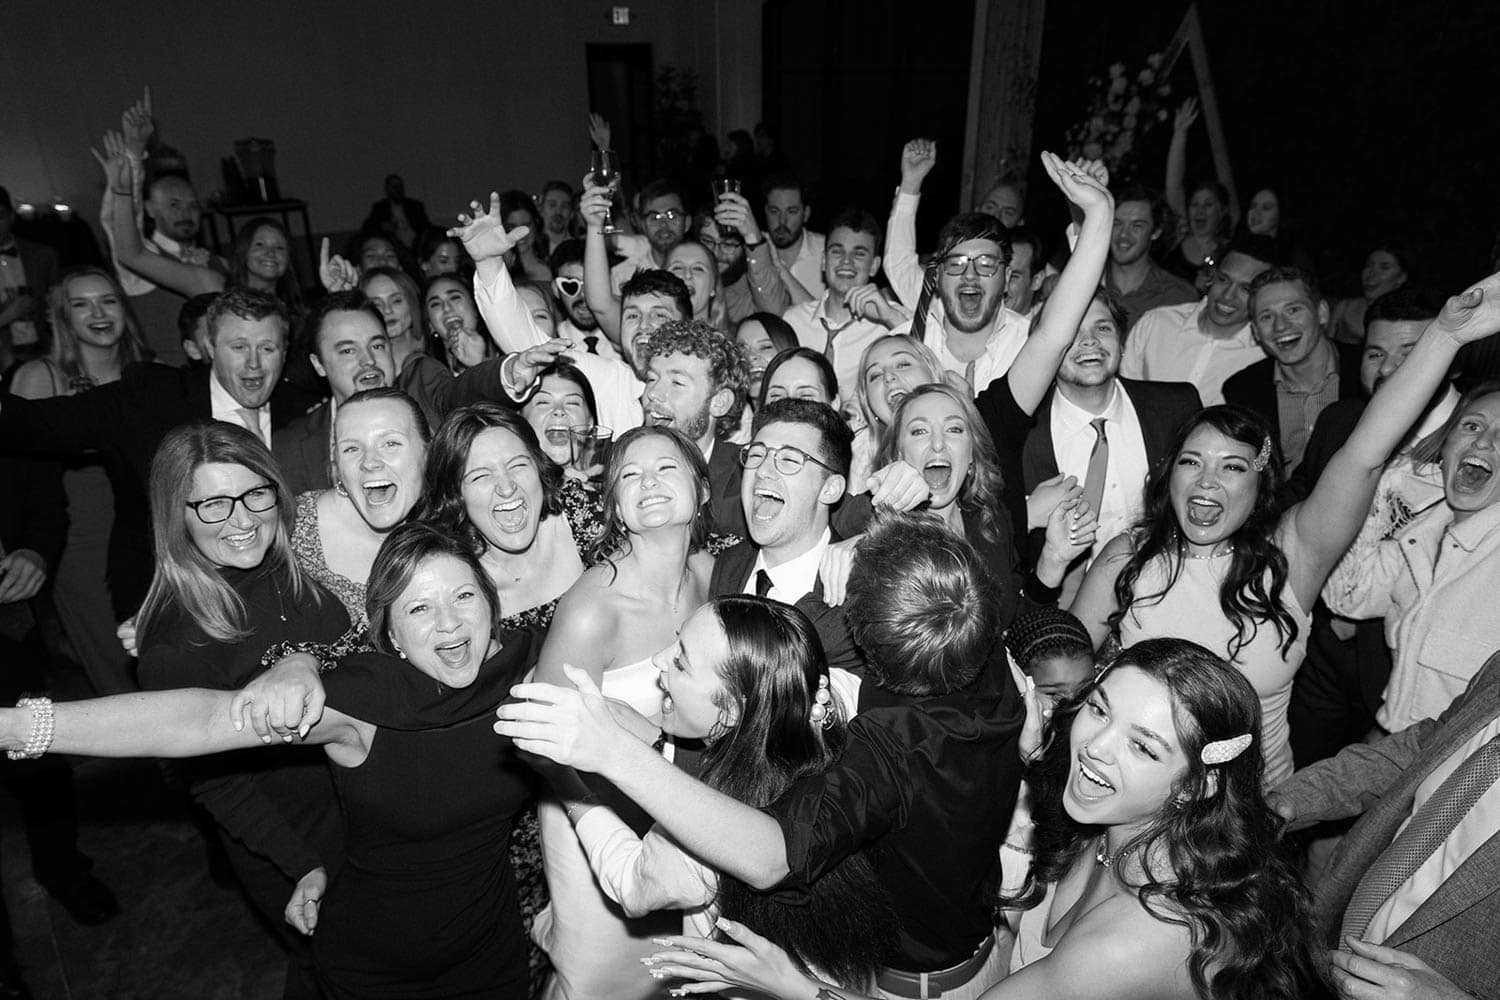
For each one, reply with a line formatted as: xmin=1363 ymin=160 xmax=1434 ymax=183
xmin=1251 ymin=436 xmax=1272 ymax=472
xmin=1201 ymin=733 xmax=1253 ymax=766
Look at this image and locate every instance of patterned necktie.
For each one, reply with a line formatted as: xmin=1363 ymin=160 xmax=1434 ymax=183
xmin=1340 ymin=732 xmax=1500 ymax=942
xmin=755 ymin=569 xmax=774 ymax=598
xmin=1082 ymin=418 xmax=1110 ymax=523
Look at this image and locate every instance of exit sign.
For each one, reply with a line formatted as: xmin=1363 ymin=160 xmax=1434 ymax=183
xmin=611 ymin=5 xmax=630 ymax=25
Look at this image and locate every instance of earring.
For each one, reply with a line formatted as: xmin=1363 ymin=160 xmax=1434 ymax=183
xmin=335 ymin=480 xmax=349 ymax=498
xmin=393 ymin=646 xmax=406 ymax=660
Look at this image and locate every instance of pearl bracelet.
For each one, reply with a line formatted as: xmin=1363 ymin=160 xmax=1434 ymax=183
xmin=8 ymin=696 xmax=55 ymax=760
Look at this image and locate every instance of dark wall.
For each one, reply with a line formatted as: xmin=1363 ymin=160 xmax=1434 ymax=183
xmin=1030 ymin=0 xmax=1500 ymax=294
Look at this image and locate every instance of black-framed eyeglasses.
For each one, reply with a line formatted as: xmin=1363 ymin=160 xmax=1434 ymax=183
xmin=185 ymin=483 xmax=279 ymax=524
xmin=644 ymin=209 xmax=685 ymax=223
xmin=554 ymin=276 xmax=583 ymax=297
xmin=739 ymin=442 xmax=836 ymax=476
xmin=939 ymin=253 xmax=1004 ymax=277
xmin=700 ymin=235 xmax=744 ymax=253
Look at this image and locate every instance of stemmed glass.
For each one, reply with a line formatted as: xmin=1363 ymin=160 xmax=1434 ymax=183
xmin=590 ymin=149 xmax=623 ymax=236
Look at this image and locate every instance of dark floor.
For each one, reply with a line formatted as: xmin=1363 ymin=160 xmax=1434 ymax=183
xmin=2 ymin=754 xmax=285 ymax=1000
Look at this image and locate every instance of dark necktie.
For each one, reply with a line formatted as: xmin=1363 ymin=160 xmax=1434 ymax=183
xmin=1081 ymin=418 xmax=1109 ymax=521
xmin=755 ymin=569 xmax=774 ymax=598
xmin=1340 ymin=732 xmax=1500 ymax=941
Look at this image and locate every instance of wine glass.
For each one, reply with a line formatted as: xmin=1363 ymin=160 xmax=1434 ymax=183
xmin=590 ymin=149 xmax=623 ymax=236
xmin=712 ymin=177 xmax=742 ymax=238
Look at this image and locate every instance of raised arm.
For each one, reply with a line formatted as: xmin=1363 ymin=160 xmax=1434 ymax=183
xmin=453 ymin=192 xmax=548 ymax=353
xmin=1284 ymin=273 xmax=1500 ymax=609
xmin=94 ymin=131 xmax=224 ymax=296
xmin=1006 ymin=154 xmax=1114 ymax=413
xmin=884 ymin=139 xmax=937 ymax=309
xmin=1164 ymin=98 xmax=1198 ymax=221
xmin=580 ymin=180 xmax=625 ymax=346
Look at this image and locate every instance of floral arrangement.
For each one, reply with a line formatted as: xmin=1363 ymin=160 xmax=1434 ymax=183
xmin=1065 ymin=53 xmax=1175 ymax=180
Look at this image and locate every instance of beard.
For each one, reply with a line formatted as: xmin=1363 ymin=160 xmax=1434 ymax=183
xmin=938 ymin=282 xmax=1004 ymax=335
xmin=769 ymin=225 xmax=799 ymax=249
xmin=673 ymin=402 xmax=715 ymax=442
xmin=720 ymin=255 xmax=749 ymax=286
xmin=566 ymin=299 xmax=599 ymax=332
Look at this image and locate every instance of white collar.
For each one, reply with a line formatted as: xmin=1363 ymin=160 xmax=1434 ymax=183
xmin=752 ymin=528 xmax=832 ymax=601
xmin=1053 ymin=379 xmax=1124 ymax=428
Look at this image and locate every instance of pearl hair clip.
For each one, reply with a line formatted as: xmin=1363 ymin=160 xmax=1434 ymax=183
xmin=1251 ymin=436 xmax=1272 ymax=472
xmin=1200 ymin=733 xmax=1253 ymax=766
xmin=809 ymin=675 xmax=835 ymax=729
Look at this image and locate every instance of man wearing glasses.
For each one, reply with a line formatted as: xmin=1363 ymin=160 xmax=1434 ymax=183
xmin=609 ymin=179 xmax=691 ymax=294
xmin=700 ymin=193 xmax=791 ymax=324
xmin=1119 ymin=233 xmax=1277 ymax=405
xmin=709 ymin=398 xmax=865 ymax=674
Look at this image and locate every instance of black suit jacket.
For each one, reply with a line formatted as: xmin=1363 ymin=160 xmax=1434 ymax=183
xmin=1020 ymin=377 xmax=1202 ymax=493
xmin=1221 ymin=341 xmax=1364 ymax=445
xmin=272 ymin=398 xmax=333 ymax=497
xmin=0 ymin=364 xmax=317 ymax=614
xmin=708 ymin=536 xmax=865 ymax=677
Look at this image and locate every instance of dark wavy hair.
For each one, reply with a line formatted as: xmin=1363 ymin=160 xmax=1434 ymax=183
xmin=876 ymin=382 xmax=1006 ymax=544
xmin=228 ymin=216 xmax=303 ymax=313
xmin=758 ymin=346 xmax=838 ymax=409
xmin=588 ymin=425 xmax=709 ymax=573
xmin=414 ymin=403 xmax=564 ymax=559
xmin=1011 ymin=638 xmax=1322 ymax=999
xmin=1107 ymin=405 xmax=1299 ymax=659
xmin=701 ymin=596 xmax=895 ymax=986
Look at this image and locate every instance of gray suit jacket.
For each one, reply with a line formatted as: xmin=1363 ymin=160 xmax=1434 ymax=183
xmin=1278 ymin=650 xmax=1500 ymax=998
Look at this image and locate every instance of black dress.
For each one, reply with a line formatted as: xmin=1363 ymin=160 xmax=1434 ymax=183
xmin=137 ymin=563 xmax=350 ymax=998
xmin=312 ymin=632 xmax=540 ymax=999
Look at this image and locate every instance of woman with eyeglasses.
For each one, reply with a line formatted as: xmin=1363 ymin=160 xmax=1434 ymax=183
xmin=133 ymin=420 xmax=352 ymax=998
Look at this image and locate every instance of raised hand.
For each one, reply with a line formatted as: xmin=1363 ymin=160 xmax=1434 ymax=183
xmin=588 ymin=112 xmax=613 ymax=152
xmin=91 ymin=130 xmax=134 ymax=193
xmin=845 ymin=284 xmax=907 ymax=328
xmin=1027 ymin=473 xmax=1081 ymax=531
xmin=1040 ymin=151 xmax=1113 ymax=217
xmin=510 ymin=339 xmax=572 ymax=389
xmin=1432 ymin=270 xmax=1500 ymax=345
xmin=494 ymin=665 xmax=628 ymax=773
xmin=899 ymin=138 xmax=938 ymax=194
xmin=121 ymin=87 xmax=154 ymax=158
xmin=318 ymin=237 xmax=359 ymax=292
xmin=866 ymin=459 xmax=931 ymax=512
xmin=577 ymin=182 xmax=615 ymax=231
xmin=1174 ymin=97 xmax=1200 ymax=134
xmin=285 ymin=867 xmax=327 ymax=936
xmin=1044 ymin=494 xmax=1098 ymax=566
xmin=712 ymin=191 xmax=762 ymax=245
xmin=449 ymin=192 xmax=529 ymax=264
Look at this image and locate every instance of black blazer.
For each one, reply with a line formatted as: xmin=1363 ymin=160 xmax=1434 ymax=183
xmin=1221 ymin=341 xmax=1364 ymax=443
xmin=0 ymin=454 xmax=66 ymax=572
xmin=1020 ymin=377 xmax=1202 ymax=492
xmin=708 ymin=535 xmax=866 ymax=677
xmin=273 ymin=399 xmax=333 ymax=497
xmin=0 ymin=364 xmax=317 ymax=614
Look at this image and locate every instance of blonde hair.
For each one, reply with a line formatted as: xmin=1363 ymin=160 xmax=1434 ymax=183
xmin=136 ymin=421 xmax=315 ymax=645
xmin=854 ymin=334 xmax=945 ymax=445
xmin=45 ymin=266 xmax=152 ymax=387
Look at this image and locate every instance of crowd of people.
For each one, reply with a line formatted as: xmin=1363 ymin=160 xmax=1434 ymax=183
xmin=0 ymin=87 xmax=1498 ymax=1000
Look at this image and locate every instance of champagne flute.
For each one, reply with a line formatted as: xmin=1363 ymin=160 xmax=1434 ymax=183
xmin=590 ymin=149 xmax=623 ymax=236
xmin=712 ymin=177 xmax=742 ymax=239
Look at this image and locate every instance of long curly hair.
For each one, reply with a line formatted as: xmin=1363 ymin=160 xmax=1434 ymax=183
xmin=1107 ymin=405 xmax=1299 ymax=659
xmin=1012 ymin=638 xmax=1322 ymax=999
xmin=876 ymin=382 xmax=1006 ymax=543
xmin=702 ymin=597 xmax=896 ymax=986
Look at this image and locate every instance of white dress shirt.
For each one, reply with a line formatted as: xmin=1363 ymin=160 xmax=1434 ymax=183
xmin=783 ymin=295 xmax=892 ymax=405
xmin=558 ymin=318 xmax=623 ymax=363
xmin=209 ymin=372 xmax=271 ymax=446
xmin=1050 ymin=382 xmax=1150 ymax=549
xmin=1366 ymin=714 xmax=1500 ymax=942
xmin=743 ymin=529 xmax=831 ymax=603
xmin=1119 ymin=299 xmax=1262 ymax=406
xmin=778 ymin=230 xmax=826 ymax=299
xmin=892 ymin=305 xmax=1029 ymax=394
xmin=883 ymin=191 xmax=926 ymax=310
